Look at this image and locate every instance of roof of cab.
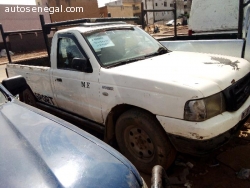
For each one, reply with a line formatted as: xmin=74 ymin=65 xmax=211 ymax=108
xmin=55 ymin=22 xmax=135 ymax=34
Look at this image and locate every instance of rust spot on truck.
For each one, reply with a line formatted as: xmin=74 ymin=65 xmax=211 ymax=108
xmin=190 ymin=133 xmax=204 ymax=140
xmin=204 ymin=56 xmax=240 ymax=70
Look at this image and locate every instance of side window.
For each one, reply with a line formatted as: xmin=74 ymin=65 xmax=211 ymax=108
xmin=57 ymin=37 xmax=84 ymax=71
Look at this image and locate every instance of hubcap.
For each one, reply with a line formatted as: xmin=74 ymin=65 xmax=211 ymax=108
xmin=126 ymin=127 xmax=154 ymax=162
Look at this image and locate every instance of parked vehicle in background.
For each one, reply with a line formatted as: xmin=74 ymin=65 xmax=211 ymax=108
xmin=161 ymin=0 xmax=250 ymax=61
xmin=165 ymin=19 xmax=182 ymax=26
xmin=0 ymin=76 xmax=147 ymax=188
xmin=188 ymin=0 xmax=239 ymax=36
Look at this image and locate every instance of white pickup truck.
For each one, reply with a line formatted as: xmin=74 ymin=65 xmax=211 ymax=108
xmin=5 ymin=20 xmax=250 ymax=174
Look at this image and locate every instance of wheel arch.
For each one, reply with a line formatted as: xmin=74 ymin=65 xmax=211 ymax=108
xmin=104 ymin=104 xmax=160 ymax=144
xmin=19 ymin=84 xmax=37 ymax=103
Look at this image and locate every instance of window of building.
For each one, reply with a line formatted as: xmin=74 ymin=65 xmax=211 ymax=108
xmin=164 ymin=2 xmax=167 ymax=6
xmin=184 ymin=5 xmax=187 ymax=8
xmin=155 ymin=3 xmax=158 ymax=6
xmin=184 ymin=11 xmax=188 ymax=14
xmin=170 ymin=3 xmax=173 ymax=7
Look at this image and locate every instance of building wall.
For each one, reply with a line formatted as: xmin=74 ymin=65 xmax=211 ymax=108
xmin=143 ymin=0 xmax=191 ymax=24
xmin=0 ymin=4 xmax=51 ymax=52
xmin=105 ymin=0 xmax=123 ymax=6
xmin=123 ymin=0 xmax=142 ymax=15
xmin=175 ymin=0 xmax=184 ymax=16
xmin=143 ymin=0 xmax=174 ymax=24
xmin=99 ymin=6 xmax=108 ymax=17
xmin=107 ymin=6 xmax=134 ymax=17
xmin=48 ymin=0 xmax=99 ymax=22
xmin=9 ymin=33 xmax=49 ymax=52
xmin=183 ymin=0 xmax=192 ymax=15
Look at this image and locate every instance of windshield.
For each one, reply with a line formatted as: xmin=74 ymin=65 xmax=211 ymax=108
xmin=83 ymin=26 xmax=168 ymax=67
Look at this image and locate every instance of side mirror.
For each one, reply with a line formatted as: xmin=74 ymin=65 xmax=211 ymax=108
xmin=2 ymin=75 xmax=28 ymax=96
xmin=72 ymin=58 xmax=93 ymax=73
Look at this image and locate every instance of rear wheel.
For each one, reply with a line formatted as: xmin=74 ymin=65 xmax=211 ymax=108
xmin=115 ymin=108 xmax=176 ymax=174
xmin=19 ymin=88 xmax=37 ymax=107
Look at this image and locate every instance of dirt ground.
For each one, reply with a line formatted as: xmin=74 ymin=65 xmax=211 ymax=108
xmin=141 ymin=118 xmax=250 ymax=188
xmin=0 ymin=50 xmax=47 ymax=65
xmin=145 ymin=22 xmax=189 ymax=39
xmin=1 ymin=24 xmax=250 ymax=187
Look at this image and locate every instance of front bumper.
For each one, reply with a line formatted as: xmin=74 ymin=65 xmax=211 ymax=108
xmin=156 ymin=96 xmax=250 ymax=155
xmin=166 ymin=116 xmax=248 ymax=155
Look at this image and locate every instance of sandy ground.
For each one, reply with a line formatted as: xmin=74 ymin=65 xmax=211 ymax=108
xmin=141 ymin=120 xmax=250 ymax=187
xmin=0 ymin=50 xmax=47 ymax=65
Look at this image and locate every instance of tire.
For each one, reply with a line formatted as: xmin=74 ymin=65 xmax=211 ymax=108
xmin=115 ymin=108 xmax=176 ymax=174
xmin=19 ymin=88 xmax=37 ymax=107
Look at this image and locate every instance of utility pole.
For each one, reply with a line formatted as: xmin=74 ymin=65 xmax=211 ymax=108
xmin=145 ymin=0 xmax=148 ymax=25
xmin=152 ymin=0 xmax=155 ymax=23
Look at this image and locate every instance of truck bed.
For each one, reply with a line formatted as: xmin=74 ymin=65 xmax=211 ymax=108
xmin=10 ymin=56 xmax=49 ymax=67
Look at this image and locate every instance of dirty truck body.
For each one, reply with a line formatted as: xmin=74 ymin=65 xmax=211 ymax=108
xmin=6 ymin=21 xmax=250 ymax=173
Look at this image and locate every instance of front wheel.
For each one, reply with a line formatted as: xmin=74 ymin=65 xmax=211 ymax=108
xmin=115 ymin=108 xmax=176 ymax=174
xmin=19 ymin=88 xmax=37 ymax=107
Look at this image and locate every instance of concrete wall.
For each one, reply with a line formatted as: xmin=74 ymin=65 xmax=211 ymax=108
xmin=107 ymin=6 xmax=134 ymax=17
xmin=105 ymin=0 xmax=123 ymax=6
xmin=99 ymin=6 xmax=108 ymax=17
xmin=0 ymin=5 xmax=51 ymax=52
xmin=8 ymin=33 xmax=50 ymax=52
xmin=0 ymin=5 xmax=51 ymax=32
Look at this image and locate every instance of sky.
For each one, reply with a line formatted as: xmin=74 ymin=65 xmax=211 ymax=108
xmin=0 ymin=0 xmax=117 ymax=7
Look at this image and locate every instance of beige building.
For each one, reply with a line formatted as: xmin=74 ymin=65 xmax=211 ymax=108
xmin=100 ymin=0 xmax=141 ymax=24
xmin=123 ymin=0 xmax=142 ymax=17
xmin=99 ymin=5 xmax=134 ymax=18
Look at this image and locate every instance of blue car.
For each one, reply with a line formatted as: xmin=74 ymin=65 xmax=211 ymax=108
xmin=0 ymin=76 xmax=147 ymax=188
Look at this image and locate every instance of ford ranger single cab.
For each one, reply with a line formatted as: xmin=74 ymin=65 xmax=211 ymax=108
xmin=5 ymin=21 xmax=250 ymax=174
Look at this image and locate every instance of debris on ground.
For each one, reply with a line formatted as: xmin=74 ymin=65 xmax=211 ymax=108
xmin=236 ymin=168 xmax=250 ymax=179
xmin=0 ymin=49 xmax=14 ymax=57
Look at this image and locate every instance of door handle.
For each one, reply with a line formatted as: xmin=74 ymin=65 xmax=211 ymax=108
xmin=55 ymin=78 xmax=62 ymax=82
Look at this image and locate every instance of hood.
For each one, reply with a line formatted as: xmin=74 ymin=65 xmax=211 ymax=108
xmin=0 ymin=100 xmax=141 ymax=188
xmin=102 ymin=51 xmax=250 ymax=98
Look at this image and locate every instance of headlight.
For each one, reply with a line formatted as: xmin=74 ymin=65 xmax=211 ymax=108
xmin=184 ymin=92 xmax=226 ymax=121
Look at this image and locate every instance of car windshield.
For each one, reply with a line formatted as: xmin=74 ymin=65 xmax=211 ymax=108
xmin=83 ymin=26 xmax=169 ymax=67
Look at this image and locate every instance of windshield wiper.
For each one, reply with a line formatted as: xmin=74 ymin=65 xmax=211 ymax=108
xmin=106 ymin=56 xmax=145 ymax=68
xmin=145 ymin=47 xmax=169 ymax=58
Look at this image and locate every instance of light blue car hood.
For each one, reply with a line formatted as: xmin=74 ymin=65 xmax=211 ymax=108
xmin=0 ymin=99 xmax=142 ymax=188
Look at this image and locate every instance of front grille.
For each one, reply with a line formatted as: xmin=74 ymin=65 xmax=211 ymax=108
xmin=223 ymin=72 xmax=250 ymax=111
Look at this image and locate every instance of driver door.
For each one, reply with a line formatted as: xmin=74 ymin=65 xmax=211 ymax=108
xmin=51 ymin=33 xmax=101 ymax=122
